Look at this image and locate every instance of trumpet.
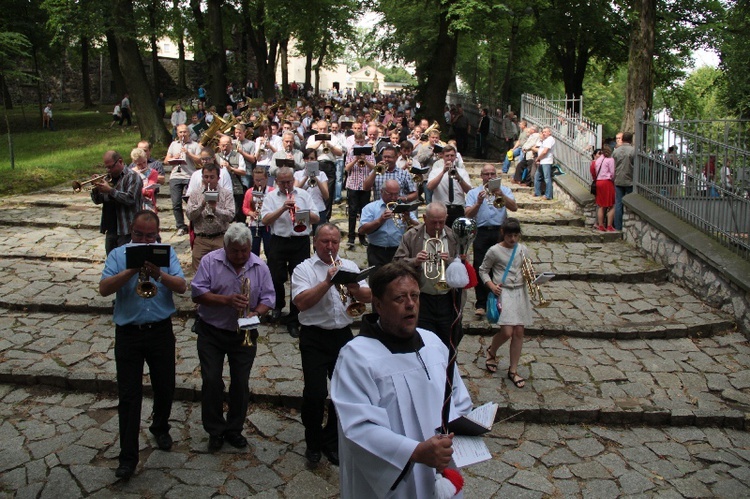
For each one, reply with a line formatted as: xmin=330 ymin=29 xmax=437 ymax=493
xmin=358 ymin=159 xmax=365 ymax=167
xmin=136 ymin=267 xmax=158 ymax=299
xmin=72 ymin=173 xmax=111 ymax=192
xmin=287 ymin=189 xmax=306 ymax=232
xmin=386 ymin=202 xmax=408 ymax=231
xmin=203 ymin=188 xmax=218 ymax=221
xmin=308 ymin=175 xmax=318 ymax=188
xmin=322 ymin=143 xmax=330 ymax=155
xmin=374 ymin=162 xmax=387 ymax=175
xmin=485 ymin=184 xmax=505 ymax=209
xmin=237 ymin=275 xmax=255 ymax=347
xmin=424 ymin=231 xmax=450 ymax=291
xmin=521 ymin=252 xmax=550 ymax=308
xmin=329 ymin=251 xmax=366 ymax=317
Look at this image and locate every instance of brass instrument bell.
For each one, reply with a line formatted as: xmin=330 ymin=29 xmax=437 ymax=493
xmin=424 ymin=232 xmax=450 ymax=291
xmin=136 ymin=267 xmax=158 ymax=299
xmin=521 ymin=252 xmax=550 ymax=308
xmin=485 ymin=184 xmax=505 ymax=209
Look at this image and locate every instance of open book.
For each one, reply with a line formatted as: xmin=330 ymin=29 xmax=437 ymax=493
xmin=440 ymin=402 xmax=498 ymax=468
xmin=331 ymin=266 xmax=375 ymax=285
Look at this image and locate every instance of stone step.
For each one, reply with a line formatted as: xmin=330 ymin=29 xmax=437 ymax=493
xmin=0 ymin=256 xmax=729 ymax=339
xmin=2 ymin=308 xmax=747 ymax=429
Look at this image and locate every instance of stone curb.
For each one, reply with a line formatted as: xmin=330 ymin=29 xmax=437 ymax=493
xmin=1 ymin=368 xmax=746 ymax=431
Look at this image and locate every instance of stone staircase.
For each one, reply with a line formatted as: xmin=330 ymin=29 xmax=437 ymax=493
xmin=0 ymin=159 xmax=748 ymax=433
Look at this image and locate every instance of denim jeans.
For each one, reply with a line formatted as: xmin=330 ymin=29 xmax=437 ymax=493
xmin=614 ymin=185 xmax=633 ymax=230
xmin=502 ymin=147 xmax=521 ymax=173
xmin=535 ymin=163 xmax=553 ymax=198
xmin=334 ymin=159 xmax=344 ymax=202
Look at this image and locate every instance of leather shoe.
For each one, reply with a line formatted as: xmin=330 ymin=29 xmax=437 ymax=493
xmin=154 ymin=432 xmax=173 ymax=451
xmin=224 ymin=432 xmax=248 ymax=449
xmin=322 ymin=448 xmax=340 ymax=466
xmin=288 ymin=324 xmax=300 ymax=339
xmin=269 ymin=309 xmax=282 ymax=321
xmin=305 ymin=448 xmax=322 ymax=464
xmin=115 ymin=464 xmax=135 ymax=479
xmin=208 ymin=435 xmax=224 ymax=452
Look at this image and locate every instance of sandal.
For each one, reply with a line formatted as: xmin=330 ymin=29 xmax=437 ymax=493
xmin=485 ymin=348 xmax=498 ymax=373
xmin=508 ymin=370 xmax=525 ymax=388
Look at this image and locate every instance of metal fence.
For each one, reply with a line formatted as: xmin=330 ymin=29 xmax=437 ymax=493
xmin=520 ymin=94 xmax=603 ymax=186
xmin=634 ymin=109 xmax=750 ymax=260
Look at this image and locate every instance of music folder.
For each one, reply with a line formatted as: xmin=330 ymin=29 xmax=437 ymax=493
xmin=125 ymin=244 xmax=171 ymax=269
xmin=437 ymin=402 xmax=497 ymax=468
xmin=410 ymin=166 xmax=430 ymax=175
xmin=391 ymin=202 xmax=418 ymax=214
xmin=432 ymin=144 xmax=444 ymax=153
xmin=166 ymin=158 xmax=186 ymax=165
xmin=487 ymin=177 xmax=502 ymax=192
xmin=315 ymin=133 xmax=332 ymax=141
xmin=533 ymin=272 xmax=555 ymax=285
xmin=353 ymin=146 xmax=371 ymax=156
xmin=275 ymin=158 xmax=295 ymax=168
xmin=331 ymin=266 xmax=376 ymax=285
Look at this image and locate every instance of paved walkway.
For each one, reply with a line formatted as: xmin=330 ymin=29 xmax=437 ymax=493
xmin=1 ymin=160 xmax=749 ymax=496
xmin=2 ymin=384 xmax=750 ymax=498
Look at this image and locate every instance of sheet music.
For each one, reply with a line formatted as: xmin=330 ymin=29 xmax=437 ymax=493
xmin=237 ymin=316 xmax=260 ymax=328
xmin=452 ymin=436 xmax=491 ymax=468
xmin=533 ymin=272 xmax=555 ymax=285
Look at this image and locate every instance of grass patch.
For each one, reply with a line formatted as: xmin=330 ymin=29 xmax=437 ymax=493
xmin=0 ymin=103 xmax=170 ymax=197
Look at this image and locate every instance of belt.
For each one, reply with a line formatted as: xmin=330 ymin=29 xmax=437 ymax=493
xmin=478 ymin=226 xmax=501 ymax=231
xmin=120 ymin=318 xmax=171 ymax=330
xmin=196 ymin=231 xmax=225 ymax=238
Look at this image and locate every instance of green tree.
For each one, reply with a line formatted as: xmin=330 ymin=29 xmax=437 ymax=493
xmin=659 ymin=66 xmax=727 ymax=119
xmin=0 ymin=31 xmax=32 ymax=167
xmin=719 ymin=0 xmax=750 ymax=118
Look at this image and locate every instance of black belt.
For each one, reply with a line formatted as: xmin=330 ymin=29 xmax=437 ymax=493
xmin=196 ymin=231 xmax=225 ymax=238
xmin=120 ymin=318 xmax=171 ymax=331
xmin=478 ymin=226 xmax=501 ymax=231
xmin=368 ymin=243 xmax=399 ymax=250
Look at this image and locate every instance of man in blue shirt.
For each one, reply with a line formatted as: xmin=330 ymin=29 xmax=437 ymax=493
xmin=464 ymin=164 xmax=517 ymax=317
xmin=99 ymin=210 xmax=187 ymax=479
xmin=358 ymin=180 xmax=418 ymax=271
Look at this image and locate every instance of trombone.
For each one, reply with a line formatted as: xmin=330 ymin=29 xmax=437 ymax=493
xmin=72 ymin=173 xmax=111 ymax=192
xmin=520 ymin=251 xmax=550 ymax=308
xmin=424 ymin=231 xmax=450 ymax=291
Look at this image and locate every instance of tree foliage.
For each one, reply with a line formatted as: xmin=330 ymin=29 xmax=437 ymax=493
xmin=719 ymin=0 xmax=750 ymax=118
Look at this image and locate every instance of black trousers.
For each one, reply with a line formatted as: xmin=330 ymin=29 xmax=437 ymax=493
xmin=115 ymin=320 xmax=175 ymax=467
xmin=105 ymin=231 xmax=131 ymax=256
xmin=347 ymin=189 xmax=371 ymax=241
xmin=319 ymin=160 xmax=336 ymax=223
xmin=300 ymin=324 xmax=353 ymax=451
xmin=472 ymin=227 xmax=501 ymax=310
xmin=196 ymin=318 xmax=259 ymax=437
xmin=367 ymin=244 xmax=399 ymax=271
xmin=418 ymin=291 xmax=463 ymax=349
xmin=268 ymin=234 xmax=310 ymax=320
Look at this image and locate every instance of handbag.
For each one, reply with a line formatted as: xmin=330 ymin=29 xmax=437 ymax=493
xmin=590 ymin=158 xmax=603 ymax=196
xmin=486 ymin=244 xmax=517 ymax=324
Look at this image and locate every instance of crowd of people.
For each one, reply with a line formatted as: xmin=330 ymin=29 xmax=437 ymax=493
xmin=87 ymin=91 xmax=561 ymax=496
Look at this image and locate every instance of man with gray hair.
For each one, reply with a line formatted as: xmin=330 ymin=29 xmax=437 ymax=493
xmin=191 ymin=223 xmax=275 ymax=452
xmin=513 ymin=125 xmax=540 ymax=185
xmin=271 ymin=131 xmax=305 ymax=177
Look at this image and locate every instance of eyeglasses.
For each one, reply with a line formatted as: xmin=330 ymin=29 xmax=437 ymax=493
xmin=132 ymin=230 xmax=158 ymax=241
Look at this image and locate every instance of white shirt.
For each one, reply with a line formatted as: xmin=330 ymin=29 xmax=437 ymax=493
xmin=187 ymin=167 xmax=232 ymax=196
xmin=539 ymin=136 xmax=556 ymax=165
xmin=293 ymin=170 xmax=329 ymax=212
xmin=166 ymin=140 xmax=202 ymax=180
xmin=171 ymin=110 xmax=187 ymax=127
xmin=427 ymin=161 xmax=472 ymax=205
xmin=291 ymin=253 xmax=368 ymax=329
xmin=306 ymin=134 xmax=342 ymax=163
xmin=255 ymin=136 xmax=283 ymax=166
xmin=260 ymin=187 xmax=316 ymax=237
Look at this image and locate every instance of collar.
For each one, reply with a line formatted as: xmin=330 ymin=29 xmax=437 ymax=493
xmin=219 ymin=249 xmax=260 ymax=272
xmin=358 ymin=313 xmax=424 ymax=354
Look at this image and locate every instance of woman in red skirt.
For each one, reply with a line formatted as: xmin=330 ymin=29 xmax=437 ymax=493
xmin=590 ymin=146 xmax=616 ymax=231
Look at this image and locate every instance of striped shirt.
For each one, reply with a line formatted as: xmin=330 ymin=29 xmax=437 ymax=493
xmin=91 ymin=167 xmax=142 ymax=236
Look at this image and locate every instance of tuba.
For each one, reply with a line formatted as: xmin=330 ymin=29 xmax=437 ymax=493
xmin=200 ymin=113 xmax=227 ymax=147
xmin=420 ymin=121 xmax=440 ymax=141
xmin=424 ymin=231 xmax=450 ymax=291
xmin=237 ymin=276 xmax=255 ymax=347
xmin=136 ymin=267 xmax=158 ymax=299
xmin=521 ymin=252 xmax=550 ymax=308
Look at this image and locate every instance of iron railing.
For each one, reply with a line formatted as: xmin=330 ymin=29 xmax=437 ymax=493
xmin=634 ymin=109 xmax=750 ymax=260
xmin=520 ymin=94 xmax=603 ymax=186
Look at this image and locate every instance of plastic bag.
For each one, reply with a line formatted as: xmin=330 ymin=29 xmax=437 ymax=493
xmin=486 ymin=292 xmax=500 ymax=324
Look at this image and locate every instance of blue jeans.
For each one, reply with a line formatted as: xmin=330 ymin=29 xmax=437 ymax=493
xmin=334 ymin=159 xmax=344 ymax=203
xmin=502 ymin=147 xmax=521 ymax=173
xmin=614 ymin=185 xmax=633 ymax=230
xmin=535 ymin=163 xmax=553 ymax=199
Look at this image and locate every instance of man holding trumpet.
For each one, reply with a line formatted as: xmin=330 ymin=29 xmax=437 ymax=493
xmin=90 ymin=150 xmax=143 ymax=256
xmin=191 ymin=223 xmax=275 ymax=452
xmin=394 ymin=203 xmax=462 ymax=349
xmin=261 ymin=167 xmax=320 ymax=337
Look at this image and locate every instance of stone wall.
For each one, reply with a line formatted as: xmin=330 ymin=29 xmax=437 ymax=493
xmin=551 ymin=175 xmax=597 ymax=227
xmin=623 ymin=198 xmax=750 ymax=336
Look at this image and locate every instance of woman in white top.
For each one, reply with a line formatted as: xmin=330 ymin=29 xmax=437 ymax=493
xmin=478 ymin=218 xmax=534 ymax=388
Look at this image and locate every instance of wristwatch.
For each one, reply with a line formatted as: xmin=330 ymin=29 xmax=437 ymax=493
xmin=156 ymin=272 xmax=163 ymax=283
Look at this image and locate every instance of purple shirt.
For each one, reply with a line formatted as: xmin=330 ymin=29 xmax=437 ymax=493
xmin=191 ymin=248 xmax=275 ymax=331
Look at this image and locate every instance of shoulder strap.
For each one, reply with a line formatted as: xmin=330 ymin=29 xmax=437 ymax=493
xmin=501 ymin=244 xmax=518 ymax=284
xmin=594 ymin=157 xmax=604 ymax=180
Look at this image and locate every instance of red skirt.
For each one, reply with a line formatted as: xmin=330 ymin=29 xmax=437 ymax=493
xmin=596 ymin=179 xmax=615 ymax=207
